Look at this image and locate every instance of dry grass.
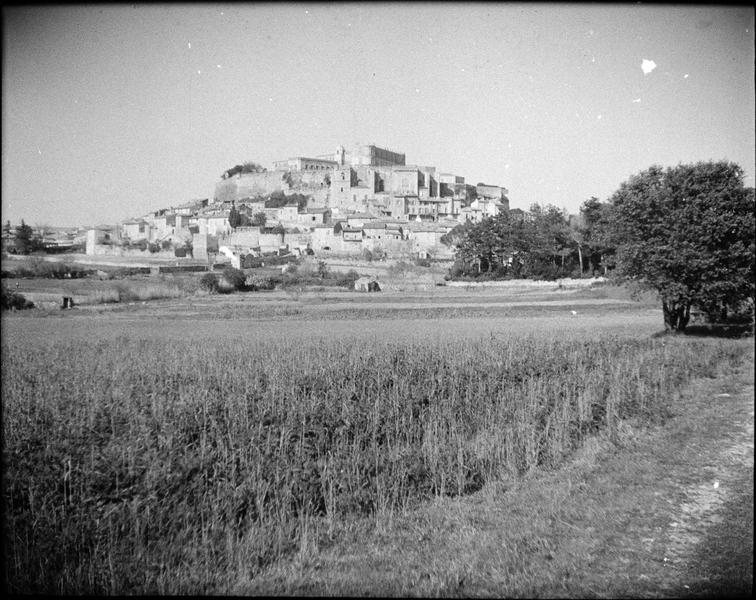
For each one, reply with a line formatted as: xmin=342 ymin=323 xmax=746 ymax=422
xmin=2 ymin=315 xmax=750 ymax=595
xmin=9 ymin=275 xmax=196 ymax=306
xmin=242 ymin=342 xmax=753 ymax=597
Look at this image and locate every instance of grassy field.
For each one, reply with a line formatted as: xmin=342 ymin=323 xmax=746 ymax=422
xmin=2 ymin=286 xmax=751 ymax=595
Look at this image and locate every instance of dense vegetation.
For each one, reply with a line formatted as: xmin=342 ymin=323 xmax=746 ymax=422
xmin=2 ymin=331 xmax=748 ymax=594
xmin=265 ymin=191 xmax=309 ymax=211
xmin=447 ymin=161 xmax=755 ymax=330
xmin=221 ymin=161 xmax=266 ymax=179
xmin=446 ymin=204 xmax=587 ymax=280
xmin=608 ymin=161 xmax=755 ymax=331
xmin=1 ymin=284 xmax=34 ymax=310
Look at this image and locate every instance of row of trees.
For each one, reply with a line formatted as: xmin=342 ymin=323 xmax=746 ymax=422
xmin=447 ymin=161 xmax=755 ymax=331
xmin=444 ymin=199 xmax=613 ymax=280
xmin=4 ymin=220 xmax=45 ymax=255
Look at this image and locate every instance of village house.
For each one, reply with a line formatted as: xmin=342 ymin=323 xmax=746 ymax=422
xmin=406 ymin=220 xmax=457 ymax=258
xmin=120 ymin=219 xmax=150 ymax=242
xmin=190 ymin=212 xmax=231 ymax=236
xmin=362 ymin=221 xmax=404 ymax=241
xmin=296 ymin=207 xmax=331 ymax=226
xmin=341 ymin=226 xmax=364 ymax=244
xmin=345 ymin=212 xmax=378 ymax=229
xmin=101 ymin=142 xmax=511 ymax=261
xmin=457 ymin=197 xmax=506 ymax=223
xmin=310 ymin=224 xmax=338 ymax=251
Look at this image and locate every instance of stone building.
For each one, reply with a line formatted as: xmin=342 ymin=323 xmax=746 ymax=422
xmin=272 ymin=156 xmax=338 ymax=171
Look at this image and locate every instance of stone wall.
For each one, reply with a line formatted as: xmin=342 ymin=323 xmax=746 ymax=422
xmin=214 ymin=171 xmax=290 ymax=202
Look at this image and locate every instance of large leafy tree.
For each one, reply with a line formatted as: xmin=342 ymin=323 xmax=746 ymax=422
xmin=608 ymin=161 xmax=755 ymax=331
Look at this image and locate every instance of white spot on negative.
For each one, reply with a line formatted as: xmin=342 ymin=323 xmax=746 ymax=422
xmin=197 ymin=70 xmax=201 ymax=75
xmin=684 ymin=73 xmax=689 ymax=79
xmin=187 ymin=42 xmax=191 ymax=49
xmin=217 ymin=65 xmax=222 ymax=68
xmin=632 ymin=98 xmax=641 ymax=103
xmin=597 ymin=114 xmax=602 ymax=119
xmin=641 ymin=59 xmax=657 ymax=75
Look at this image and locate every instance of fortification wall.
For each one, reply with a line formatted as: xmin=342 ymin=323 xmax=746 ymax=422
xmin=226 ymin=228 xmax=261 ymax=249
xmin=214 ymin=171 xmax=289 ymax=202
xmin=215 ymin=170 xmax=332 ymax=207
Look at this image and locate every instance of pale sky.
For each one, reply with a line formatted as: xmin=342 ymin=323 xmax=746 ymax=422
xmin=2 ymin=3 xmax=754 ymax=227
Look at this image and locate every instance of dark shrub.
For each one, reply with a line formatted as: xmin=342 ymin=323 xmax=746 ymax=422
xmin=1 ymin=286 xmax=34 ymax=310
xmin=335 ymin=269 xmax=361 ymax=288
xmin=199 ymin=272 xmax=219 ymax=293
xmin=414 ymin=257 xmax=431 ymax=268
xmin=247 ymin=275 xmax=278 ymax=291
xmin=222 ymin=267 xmax=247 ymax=291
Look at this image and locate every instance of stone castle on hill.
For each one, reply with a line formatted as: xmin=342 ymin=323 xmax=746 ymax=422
xmin=89 ymin=144 xmax=510 ymax=265
xmin=215 ymin=143 xmax=509 ymax=222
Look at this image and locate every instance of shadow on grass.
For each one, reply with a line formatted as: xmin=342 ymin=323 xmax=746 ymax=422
xmin=653 ymin=323 xmax=754 ymax=339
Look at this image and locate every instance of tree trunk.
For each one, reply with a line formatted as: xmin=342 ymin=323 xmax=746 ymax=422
xmin=577 ymin=245 xmax=583 ymax=276
xmin=662 ymin=299 xmax=691 ymax=332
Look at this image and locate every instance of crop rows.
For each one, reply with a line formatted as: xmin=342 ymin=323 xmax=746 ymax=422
xmin=1 ymin=332 xmax=747 ymax=593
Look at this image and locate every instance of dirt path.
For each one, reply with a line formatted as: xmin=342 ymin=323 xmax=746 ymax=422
xmin=240 ymin=344 xmax=754 ymax=597
xmin=546 ymin=345 xmax=754 ymax=598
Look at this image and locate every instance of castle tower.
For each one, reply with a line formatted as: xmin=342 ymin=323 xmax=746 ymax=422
xmin=334 ymin=145 xmax=346 ymax=166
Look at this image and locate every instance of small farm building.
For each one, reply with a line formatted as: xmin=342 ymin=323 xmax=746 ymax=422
xmin=354 ymin=277 xmax=381 ymax=292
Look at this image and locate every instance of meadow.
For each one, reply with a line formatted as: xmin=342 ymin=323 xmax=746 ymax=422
xmin=2 ymin=298 xmax=750 ymax=594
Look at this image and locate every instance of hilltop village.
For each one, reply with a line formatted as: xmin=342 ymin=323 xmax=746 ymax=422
xmin=19 ymin=144 xmax=510 ymax=268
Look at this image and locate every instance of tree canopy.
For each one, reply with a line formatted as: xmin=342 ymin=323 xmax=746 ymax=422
xmin=222 ymin=161 xmax=266 ymax=179
xmin=608 ymin=161 xmax=755 ymax=331
xmin=265 ymin=191 xmax=308 ymax=211
xmin=228 ymin=203 xmax=242 ymax=229
xmin=448 ymin=204 xmax=581 ymax=280
xmin=13 ymin=220 xmax=42 ymax=254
